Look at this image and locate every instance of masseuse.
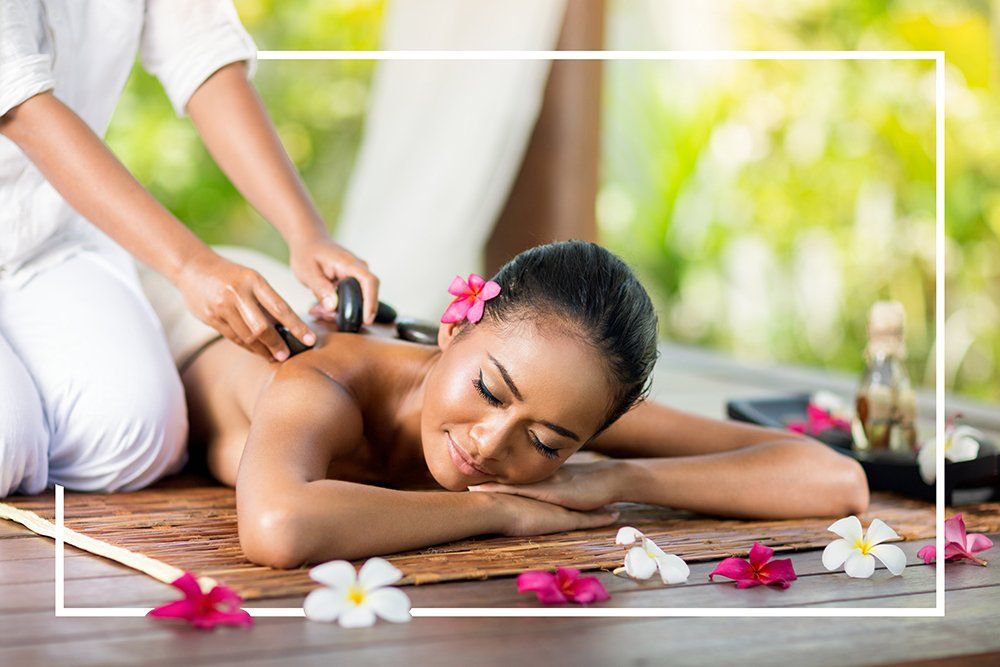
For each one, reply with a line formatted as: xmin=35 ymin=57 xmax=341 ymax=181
xmin=0 ymin=0 xmax=379 ymax=497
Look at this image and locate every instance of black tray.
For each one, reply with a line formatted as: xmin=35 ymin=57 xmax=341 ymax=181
xmin=727 ymin=394 xmax=1000 ymax=504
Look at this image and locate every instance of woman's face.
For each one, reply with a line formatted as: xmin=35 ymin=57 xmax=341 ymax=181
xmin=420 ymin=318 xmax=615 ymax=491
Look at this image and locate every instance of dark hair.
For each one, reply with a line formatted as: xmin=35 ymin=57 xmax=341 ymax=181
xmin=479 ymin=240 xmax=658 ymax=435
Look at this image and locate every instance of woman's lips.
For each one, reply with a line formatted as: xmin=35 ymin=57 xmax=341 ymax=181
xmin=447 ymin=433 xmax=490 ymax=478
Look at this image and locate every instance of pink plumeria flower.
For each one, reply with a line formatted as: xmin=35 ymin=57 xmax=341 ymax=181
xmin=917 ymin=514 xmax=993 ymax=567
xmin=517 ymin=567 xmax=610 ymax=604
xmin=440 ymin=274 xmax=501 ymax=324
xmin=822 ymin=516 xmax=907 ymax=578
xmin=147 ymin=572 xmax=252 ymax=630
xmin=709 ymin=543 xmax=797 ymax=589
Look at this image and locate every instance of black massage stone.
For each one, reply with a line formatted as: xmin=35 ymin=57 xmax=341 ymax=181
xmin=396 ymin=320 xmax=439 ymax=346
xmin=275 ymin=324 xmax=313 ymax=357
xmin=337 ymin=277 xmax=364 ymax=332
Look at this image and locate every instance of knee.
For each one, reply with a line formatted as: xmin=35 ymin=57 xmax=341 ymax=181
xmin=66 ymin=371 xmax=188 ymax=492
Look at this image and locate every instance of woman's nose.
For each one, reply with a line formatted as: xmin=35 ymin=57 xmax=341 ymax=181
xmin=469 ymin=419 xmax=512 ymax=463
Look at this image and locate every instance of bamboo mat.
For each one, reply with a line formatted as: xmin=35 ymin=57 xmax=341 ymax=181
xmin=3 ymin=475 xmax=998 ymax=600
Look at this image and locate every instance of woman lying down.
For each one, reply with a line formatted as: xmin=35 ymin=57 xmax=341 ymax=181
xmin=177 ymin=240 xmax=869 ymax=568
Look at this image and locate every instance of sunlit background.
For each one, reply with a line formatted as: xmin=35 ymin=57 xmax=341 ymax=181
xmin=105 ymin=0 xmax=999 ymax=404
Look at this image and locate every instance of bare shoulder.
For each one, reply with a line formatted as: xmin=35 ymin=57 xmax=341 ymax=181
xmin=247 ymin=352 xmax=366 ymax=470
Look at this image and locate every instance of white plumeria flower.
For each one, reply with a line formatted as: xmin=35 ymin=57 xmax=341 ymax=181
xmin=304 ymin=557 xmax=411 ymax=627
xmin=614 ymin=526 xmax=689 ymax=584
xmin=917 ymin=425 xmax=982 ymax=485
xmin=822 ymin=516 xmax=907 ymax=578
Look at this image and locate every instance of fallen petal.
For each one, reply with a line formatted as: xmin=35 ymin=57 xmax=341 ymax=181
xmin=147 ymin=599 xmax=198 ymax=621
xmin=965 ymin=533 xmax=994 ymax=555
xmin=615 ymin=526 xmax=644 ymax=545
xmin=865 ymin=518 xmax=900 ymax=547
xmin=757 ymin=558 xmax=797 ymax=586
xmin=358 ymin=557 xmax=403 ymax=591
xmin=871 ymin=543 xmax=907 ymax=576
xmin=366 ymin=587 xmax=412 ymax=622
xmin=944 ymin=514 xmax=968 ymax=547
xmin=338 ymin=604 xmax=377 ymax=629
xmin=844 ymin=552 xmax=876 ymax=578
xmin=917 ymin=545 xmax=937 ymax=564
xmin=517 ymin=571 xmax=567 ymax=604
xmin=708 ymin=557 xmax=755 ymax=583
xmin=170 ymin=572 xmax=203 ymax=599
xmin=748 ymin=543 xmax=774 ymax=569
xmin=655 ymin=554 xmax=690 ymax=584
xmin=624 ymin=547 xmax=658 ymax=580
xmin=827 ymin=516 xmax=864 ymax=543
xmin=565 ymin=576 xmax=610 ymax=603
xmin=822 ymin=539 xmax=854 ymax=571
xmin=303 ymin=587 xmax=349 ymax=623
xmin=309 ymin=561 xmax=358 ymax=590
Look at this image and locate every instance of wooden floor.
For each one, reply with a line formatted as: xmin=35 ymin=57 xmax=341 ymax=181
xmin=2 ymin=343 xmax=998 ymax=666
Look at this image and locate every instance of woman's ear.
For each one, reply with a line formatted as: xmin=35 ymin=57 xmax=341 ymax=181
xmin=437 ymin=321 xmax=462 ymax=349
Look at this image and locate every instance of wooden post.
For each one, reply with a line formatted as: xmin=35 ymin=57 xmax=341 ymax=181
xmin=484 ymin=0 xmax=605 ymax=274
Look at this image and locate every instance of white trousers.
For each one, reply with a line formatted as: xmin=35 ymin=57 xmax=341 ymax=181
xmin=0 ymin=245 xmax=187 ymax=497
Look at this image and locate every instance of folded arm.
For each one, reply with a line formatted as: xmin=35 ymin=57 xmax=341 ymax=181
xmin=472 ymin=400 xmax=870 ymax=520
xmin=235 ymin=361 xmax=616 ymax=567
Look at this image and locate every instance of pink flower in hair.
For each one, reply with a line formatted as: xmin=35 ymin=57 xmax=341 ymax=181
xmin=441 ymin=274 xmax=501 ymax=324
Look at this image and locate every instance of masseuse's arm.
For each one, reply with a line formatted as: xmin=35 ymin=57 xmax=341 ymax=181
xmin=473 ymin=401 xmax=870 ymax=519
xmin=235 ymin=363 xmax=618 ymax=567
xmin=186 ymin=62 xmax=380 ymax=324
xmin=0 ymin=92 xmax=314 ymax=361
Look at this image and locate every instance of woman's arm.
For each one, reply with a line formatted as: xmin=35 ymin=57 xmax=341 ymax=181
xmin=471 ymin=399 xmax=870 ymax=519
xmin=186 ymin=63 xmax=380 ymax=323
xmin=0 ymin=92 xmax=314 ymax=361
xmin=236 ymin=361 xmax=617 ymax=567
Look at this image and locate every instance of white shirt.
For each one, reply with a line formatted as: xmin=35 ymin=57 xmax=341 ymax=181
xmin=0 ymin=0 xmax=257 ymax=286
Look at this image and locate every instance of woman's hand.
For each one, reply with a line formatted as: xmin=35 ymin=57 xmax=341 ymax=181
xmin=469 ymin=460 xmax=634 ymax=511
xmin=288 ymin=234 xmax=381 ymax=325
xmin=176 ymin=250 xmax=316 ymax=361
xmin=489 ymin=492 xmax=620 ymax=537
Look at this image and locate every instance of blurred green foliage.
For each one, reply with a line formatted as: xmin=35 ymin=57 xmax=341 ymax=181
xmin=106 ymin=0 xmax=385 ymax=261
xmin=106 ymin=0 xmax=996 ymax=402
xmin=600 ymin=0 xmax=999 ymax=402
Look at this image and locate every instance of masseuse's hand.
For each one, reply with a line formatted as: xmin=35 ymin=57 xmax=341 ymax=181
xmin=176 ymin=250 xmax=316 ymax=361
xmin=491 ymin=493 xmax=620 ymax=537
xmin=469 ymin=460 xmax=631 ymax=511
xmin=289 ymin=234 xmax=381 ymax=325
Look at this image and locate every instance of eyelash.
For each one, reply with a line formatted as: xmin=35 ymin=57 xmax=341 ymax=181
xmin=472 ymin=373 xmax=560 ymax=460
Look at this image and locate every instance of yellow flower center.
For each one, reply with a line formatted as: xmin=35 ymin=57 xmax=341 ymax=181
xmin=347 ymin=586 xmax=366 ymax=605
xmin=854 ymin=539 xmax=872 ymax=556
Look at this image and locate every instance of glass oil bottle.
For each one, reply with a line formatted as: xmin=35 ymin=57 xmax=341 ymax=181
xmin=853 ymin=300 xmax=917 ymax=454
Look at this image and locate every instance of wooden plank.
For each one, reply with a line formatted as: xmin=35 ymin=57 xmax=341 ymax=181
xmin=3 ymin=584 xmax=992 ymax=667
xmin=214 ymin=587 xmax=1000 ymax=667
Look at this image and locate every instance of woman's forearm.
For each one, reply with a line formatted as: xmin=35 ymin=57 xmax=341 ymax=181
xmin=0 ymin=92 xmax=212 ymax=281
xmin=619 ymin=439 xmax=870 ymax=519
xmin=186 ymin=63 xmax=327 ymax=248
xmin=238 ymin=480 xmax=506 ymax=567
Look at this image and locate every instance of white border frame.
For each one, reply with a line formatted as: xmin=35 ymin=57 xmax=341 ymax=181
xmin=55 ymin=49 xmax=946 ymax=619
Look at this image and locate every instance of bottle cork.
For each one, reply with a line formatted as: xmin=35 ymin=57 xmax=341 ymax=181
xmin=866 ymin=300 xmax=906 ymax=360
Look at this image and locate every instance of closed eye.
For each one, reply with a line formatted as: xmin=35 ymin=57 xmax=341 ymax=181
xmin=474 ymin=372 xmax=560 ymax=460
xmin=473 ymin=372 xmax=502 ymax=407
xmin=529 ymin=431 xmax=559 ymax=460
